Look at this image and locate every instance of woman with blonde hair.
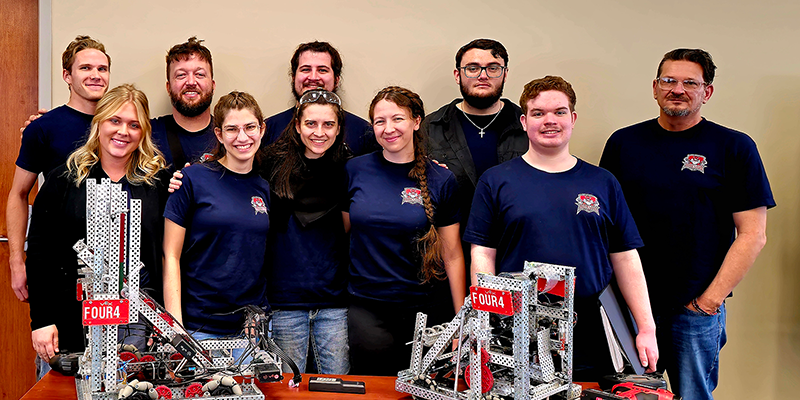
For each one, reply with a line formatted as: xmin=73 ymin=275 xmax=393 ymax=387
xmin=27 ymin=84 xmax=169 ymax=377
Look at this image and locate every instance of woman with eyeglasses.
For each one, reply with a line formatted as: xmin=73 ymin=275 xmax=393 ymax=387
xmin=343 ymin=86 xmax=466 ymax=375
xmin=27 ymin=84 xmax=168 ymax=377
xmin=261 ymin=89 xmax=352 ymax=374
xmin=163 ymin=91 xmax=271 ymax=347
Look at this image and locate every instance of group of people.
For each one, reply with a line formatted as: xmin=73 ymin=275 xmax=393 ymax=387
xmin=9 ymin=35 xmax=773 ymax=400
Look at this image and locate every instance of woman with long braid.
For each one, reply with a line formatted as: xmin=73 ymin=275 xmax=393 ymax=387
xmin=343 ymin=86 xmax=466 ymax=375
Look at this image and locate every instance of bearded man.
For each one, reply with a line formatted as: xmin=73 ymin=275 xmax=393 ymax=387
xmin=151 ymin=37 xmax=217 ymax=169
xmin=424 ymin=39 xmax=528 ymax=283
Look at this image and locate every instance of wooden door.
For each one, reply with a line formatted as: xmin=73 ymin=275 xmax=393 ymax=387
xmin=0 ymin=1 xmax=40 ymax=398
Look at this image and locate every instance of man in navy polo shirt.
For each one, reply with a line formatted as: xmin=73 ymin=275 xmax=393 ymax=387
xmin=599 ymin=49 xmax=775 ymax=399
xmin=262 ymin=41 xmax=378 ymax=156
xmin=464 ymin=76 xmax=658 ymax=382
xmin=151 ymin=37 xmax=218 ymax=169
xmin=7 ymin=35 xmax=110 ymax=302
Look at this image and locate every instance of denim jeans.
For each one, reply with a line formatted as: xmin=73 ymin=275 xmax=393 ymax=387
xmin=271 ymin=308 xmax=349 ymax=374
xmin=656 ymin=302 xmax=727 ymax=400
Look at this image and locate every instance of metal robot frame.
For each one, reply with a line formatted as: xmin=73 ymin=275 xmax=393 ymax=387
xmin=396 ymin=262 xmax=582 ymax=400
xmin=71 ymin=179 xmax=289 ymax=400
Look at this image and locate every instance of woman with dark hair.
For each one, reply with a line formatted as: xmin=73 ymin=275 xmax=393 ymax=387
xmin=27 ymin=84 xmax=168 ymax=378
xmin=343 ymin=86 xmax=466 ymax=375
xmin=262 ymin=89 xmax=352 ymax=374
xmin=162 ymin=91 xmax=270 ymax=348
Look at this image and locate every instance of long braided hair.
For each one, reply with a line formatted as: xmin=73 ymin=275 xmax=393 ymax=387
xmin=369 ymin=86 xmax=445 ymax=283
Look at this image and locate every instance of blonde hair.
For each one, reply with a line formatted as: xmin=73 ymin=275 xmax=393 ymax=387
xmin=67 ymin=84 xmax=165 ymax=186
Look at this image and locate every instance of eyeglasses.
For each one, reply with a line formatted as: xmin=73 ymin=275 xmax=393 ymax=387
xmin=460 ymin=64 xmax=506 ymax=79
xmin=298 ymin=89 xmax=341 ymax=106
xmin=656 ymin=77 xmax=705 ymax=91
xmin=221 ymin=123 xmax=261 ymax=138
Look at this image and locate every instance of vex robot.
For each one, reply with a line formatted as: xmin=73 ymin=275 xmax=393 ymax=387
xmin=396 ymin=262 xmax=582 ymax=400
xmin=68 ymin=179 xmax=299 ymax=399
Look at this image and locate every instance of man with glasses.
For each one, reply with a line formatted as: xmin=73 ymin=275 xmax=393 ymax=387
xmin=263 ymin=41 xmax=378 ymax=156
xmin=424 ymin=38 xmax=528 ymax=288
xmin=599 ymin=48 xmax=775 ymax=399
xmin=151 ymin=37 xmax=218 ymax=169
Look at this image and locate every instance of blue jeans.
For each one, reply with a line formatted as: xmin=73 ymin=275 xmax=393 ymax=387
xmin=271 ymin=308 xmax=349 ymax=374
xmin=656 ymin=302 xmax=727 ymax=400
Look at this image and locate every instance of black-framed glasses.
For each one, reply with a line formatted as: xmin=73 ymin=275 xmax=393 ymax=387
xmin=298 ymin=89 xmax=342 ymax=106
xmin=460 ymin=64 xmax=506 ymax=78
xmin=222 ymin=122 xmax=261 ymax=138
xmin=656 ymin=77 xmax=705 ymax=91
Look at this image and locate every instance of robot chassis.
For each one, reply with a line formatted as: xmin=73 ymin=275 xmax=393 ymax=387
xmin=396 ymin=262 xmax=582 ymax=400
xmin=71 ymin=179 xmax=294 ymax=400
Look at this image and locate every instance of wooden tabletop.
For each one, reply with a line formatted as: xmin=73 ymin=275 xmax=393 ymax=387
xmin=22 ymin=372 xmax=599 ymax=399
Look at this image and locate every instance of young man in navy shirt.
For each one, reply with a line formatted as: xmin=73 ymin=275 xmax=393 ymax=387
xmin=7 ymin=35 xmax=110 ymax=302
xmin=599 ymin=49 xmax=775 ymax=400
xmin=464 ymin=76 xmax=658 ymax=381
xmin=150 ymin=37 xmax=218 ymax=169
xmin=262 ymin=41 xmax=378 ymax=156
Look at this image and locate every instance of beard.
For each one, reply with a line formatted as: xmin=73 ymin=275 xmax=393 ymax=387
xmin=662 ymin=106 xmax=691 ymax=117
xmin=460 ymin=79 xmax=504 ymax=111
xmin=170 ymin=88 xmax=214 ymax=118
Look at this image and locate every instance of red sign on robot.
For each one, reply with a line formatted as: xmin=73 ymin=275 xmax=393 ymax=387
xmin=82 ymin=299 xmax=129 ymax=326
xmin=470 ymin=286 xmax=514 ymax=316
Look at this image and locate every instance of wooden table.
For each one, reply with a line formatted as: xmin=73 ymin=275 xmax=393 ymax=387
xmin=22 ymin=372 xmax=599 ymax=399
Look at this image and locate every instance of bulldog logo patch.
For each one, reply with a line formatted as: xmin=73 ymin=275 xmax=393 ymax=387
xmin=251 ymin=196 xmax=268 ymax=215
xmin=575 ymin=193 xmax=600 ymax=215
xmin=681 ymin=154 xmax=708 ymax=173
xmin=401 ymin=187 xmax=423 ymax=205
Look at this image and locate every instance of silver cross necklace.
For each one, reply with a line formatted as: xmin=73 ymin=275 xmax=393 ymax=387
xmin=460 ymin=108 xmax=501 ymax=138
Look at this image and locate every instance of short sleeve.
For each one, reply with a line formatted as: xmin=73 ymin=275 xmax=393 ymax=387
xmin=163 ymin=170 xmax=194 ymax=227
xmin=16 ymin=122 xmax=47 ymax=174
xmin=432 ymin=167 xmax=461 ymax=227
xmin=727 ymin=136 xmax=775 ymax=213
xmin=463 ymin=176 xmax=498 ymax=248
xmin=607 ymin=176 xmax=644 ymax=253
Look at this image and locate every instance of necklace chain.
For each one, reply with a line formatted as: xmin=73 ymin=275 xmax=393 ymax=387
xmin=460 ymin=107 xmax=501 ymax=138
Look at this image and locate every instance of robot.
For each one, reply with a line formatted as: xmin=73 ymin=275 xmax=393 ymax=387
xmin=68 ymin=179 xmax=299 ymax=399
xmin=396 ymin=262 xmax=582 ymax=400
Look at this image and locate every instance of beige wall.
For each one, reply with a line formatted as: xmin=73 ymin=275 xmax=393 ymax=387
xmin=51 ymin=1 xmax=799 ymax=398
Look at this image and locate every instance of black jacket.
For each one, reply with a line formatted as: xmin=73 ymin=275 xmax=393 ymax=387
xmin=27 ymin=164 xmax=169 ymax=352
xmin=423 ymin=98 xmax=528 ymax=226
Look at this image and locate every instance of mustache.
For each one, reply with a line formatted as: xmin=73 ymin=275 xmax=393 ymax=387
xmin=666 ymin=94 xmax=689 ymax=101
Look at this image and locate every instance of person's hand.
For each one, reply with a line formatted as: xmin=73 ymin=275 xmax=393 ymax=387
xmin=431 ymin=159 xmax=449 ymax=170
xmin=10 ymin=256 xmax=29 ymax=302
xmin=168 ymin=163 xmax=190 ymax=193
xmin=20 ymin=109 xmax=48 ymax=136
xmin=635 ymin=329 xmax=658 ymax=373
xmin=32 ymin=325 xmax=59 ymax=362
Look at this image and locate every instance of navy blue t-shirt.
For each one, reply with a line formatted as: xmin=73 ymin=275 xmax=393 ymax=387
xmin=265 ymin=155 xmax=349 ymax=309
xmin=464 ymin=157 xmax=643 ymax=299
xmin=264 ymin=107 xmax=379 ymax=156
xmin=16 ymin=105 xmax=92 ymax=176
xmin=151 ymin=115 xmax=216 ymax=170
xmin=163 ymin=162 xmax=271 ymax=334
xmin=599 ymin=118 xmax=776 ymax=312
xmin=345 ymin=152 xmax=460 ymax=306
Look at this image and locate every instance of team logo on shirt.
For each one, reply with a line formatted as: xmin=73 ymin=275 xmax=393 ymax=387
xmin=575 ymin=193 xmax=600 ymax=215
xmin=681 ymin=154 xmax=708 ymax=173
xmin=401 ymin=187 xmax=423 ymax=206
xmin=199 ymin=153 xmax=214 ymax=163
xmin=251 ymin=196 xmax=268 ymax=215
